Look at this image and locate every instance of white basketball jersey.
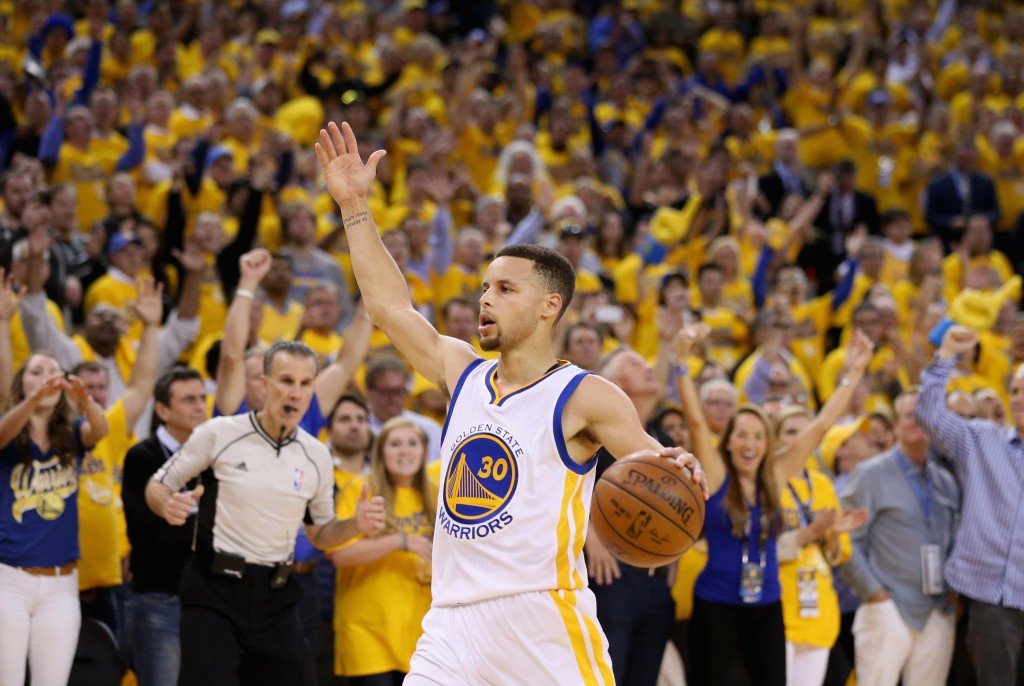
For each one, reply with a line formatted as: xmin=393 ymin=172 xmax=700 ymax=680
xmin=432 ymin=359 xmax=597 ymax=607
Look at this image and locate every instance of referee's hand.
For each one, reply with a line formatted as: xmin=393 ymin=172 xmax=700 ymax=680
xmin=166 ymin=485 xmax=204 ymax=526
xmin=355 ymin=484 xmax=386 ymax=534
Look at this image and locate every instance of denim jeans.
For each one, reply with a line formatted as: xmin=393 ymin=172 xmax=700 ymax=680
xmin=126 ymin=591 xmax=181 ymax=686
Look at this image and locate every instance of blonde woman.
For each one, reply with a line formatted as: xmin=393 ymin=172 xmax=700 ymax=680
xmin=330 ymin=417 xmax=436 ymax=686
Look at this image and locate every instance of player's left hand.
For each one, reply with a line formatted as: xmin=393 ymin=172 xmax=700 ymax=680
xmin=355 ymin=484 xmax=386 ymax=534
xmin=652 ymin=446 xmax=710 ymax=501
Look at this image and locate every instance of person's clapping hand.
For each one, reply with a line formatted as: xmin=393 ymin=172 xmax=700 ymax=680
xmin=355 ymin=484 xmax=386 ymax=534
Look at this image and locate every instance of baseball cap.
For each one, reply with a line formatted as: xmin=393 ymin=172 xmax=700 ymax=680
xmin=205 ymin=145 xmax=234 ymax=168
xmin=867 ymin=89 xmax=891 ymax=108
xmin=107 ymin=232 xmax=143 ymax=258
xmin=818 ymin=416 xmax=869 ymax=473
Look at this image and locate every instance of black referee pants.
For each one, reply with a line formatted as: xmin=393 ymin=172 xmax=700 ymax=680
xmin=178 ymin=561 xmax=315 ymax=686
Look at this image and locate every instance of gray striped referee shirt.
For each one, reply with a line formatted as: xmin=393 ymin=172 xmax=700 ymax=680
xmin=916 ymin=358 xmax=1024 ymax=610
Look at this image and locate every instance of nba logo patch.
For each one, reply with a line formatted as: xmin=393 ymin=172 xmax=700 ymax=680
xmin=293 ymin=468 xmax=304 ymax=492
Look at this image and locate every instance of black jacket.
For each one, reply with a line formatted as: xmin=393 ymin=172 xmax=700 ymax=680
xmin=122 ymin=434 xmax=196 ymax=595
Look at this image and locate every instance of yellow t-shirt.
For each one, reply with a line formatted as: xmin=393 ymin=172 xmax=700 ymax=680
xmin=301 ymin=329 xmax=343 ymax=360
xmin=49 ymin=141 xmax=120 ymax=231
xmin=11 ymin=299 xmax=64 ymax=370
xmin=332 ymin=481 xmax=433 ymax=677
xmin=941 ymin=251 xmax=1014 ymax=305
xmin=819 ymin=345 xmax=907 ymax=415
xmin=789 ymin=295 xmax=834 ymax=380
xmin=779 ymin=471 xmax=851 ymax=648
xmin=699 ymin=306 xmax=749 ymax=371
xmin=671 ymin=539 xmax=709 ymax=621
xmin=78 ymin=401 xmax=135 ymax=590
xmin=431 ymin=264 xmax=483 ymax=312
xmin=260 ymin=301 xmax=305 ymax=343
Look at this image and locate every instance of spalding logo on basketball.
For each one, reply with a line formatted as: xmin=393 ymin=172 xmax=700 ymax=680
xmin=442 ymin=433 xmax=519 ymax=524
xmin=591 ymin=454 xmax=705 ymax=567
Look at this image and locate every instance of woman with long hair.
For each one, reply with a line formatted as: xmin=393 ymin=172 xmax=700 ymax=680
xmin=675 ymin=323 xmax=871 ymax=685
xmin=330 ymin=417 xmax=436 ymax=686
xmin=0 ymin=351 xmax=109 ymax=686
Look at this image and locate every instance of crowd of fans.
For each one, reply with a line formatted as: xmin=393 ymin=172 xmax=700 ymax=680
xmin=1 ymin=0 xmax=1024 ymax=684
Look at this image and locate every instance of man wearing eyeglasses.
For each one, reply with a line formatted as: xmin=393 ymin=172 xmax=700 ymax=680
xmin=364 ymin=355 xmax=442 ymax=462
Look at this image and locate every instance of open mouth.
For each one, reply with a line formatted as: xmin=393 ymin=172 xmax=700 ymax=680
xmin=479 ymin=312 xmax=496 ymax=335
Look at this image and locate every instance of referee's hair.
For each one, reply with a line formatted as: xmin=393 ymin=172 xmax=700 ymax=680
xmin=263 ymin=340 xmax=320 ymax=375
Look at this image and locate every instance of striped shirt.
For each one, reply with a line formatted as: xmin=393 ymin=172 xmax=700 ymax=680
xmin=916 ymin=359 xmax=1024 ymax=610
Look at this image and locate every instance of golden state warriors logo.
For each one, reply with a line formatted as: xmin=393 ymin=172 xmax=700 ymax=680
xmin=442 ymin=433 xmax=518 ymax=525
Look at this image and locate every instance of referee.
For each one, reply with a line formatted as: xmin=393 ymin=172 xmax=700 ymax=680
xmin=145 ymin=341 xmax=385 ymax=686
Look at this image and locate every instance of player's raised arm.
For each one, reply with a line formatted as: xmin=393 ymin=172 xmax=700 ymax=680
xmin=316 ymin=122 xmax=476 ymax=393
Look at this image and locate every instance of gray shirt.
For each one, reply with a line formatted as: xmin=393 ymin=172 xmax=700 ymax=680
xmin=840 ymin=447 xmax=959 ymax=630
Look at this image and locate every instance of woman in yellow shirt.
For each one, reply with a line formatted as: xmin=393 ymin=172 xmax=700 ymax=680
xmin=774 ymin=407 xmax=865 ymax=686
xmin=330 ymin=417 xmax=436 ymax=685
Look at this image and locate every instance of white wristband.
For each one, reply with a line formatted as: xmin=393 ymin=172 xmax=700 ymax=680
xmin=234 ymin=288 xmax=254 ymax=300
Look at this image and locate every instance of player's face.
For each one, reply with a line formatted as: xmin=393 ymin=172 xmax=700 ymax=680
xmin=478 ymin=257 xmax=550 ymax=353
xmin=330 ymin=401 xmax=371 ymax=456
xmin=727 ymin=411 xmax=768 ymax=478
xmin=381 ymin=426 xmax=426 ymax=487
xmin=262 ymin=352 xmax=318 ymax=432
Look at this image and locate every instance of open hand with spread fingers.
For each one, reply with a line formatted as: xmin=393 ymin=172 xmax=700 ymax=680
xmin=315 ymin=122 xmax=387 ymax=206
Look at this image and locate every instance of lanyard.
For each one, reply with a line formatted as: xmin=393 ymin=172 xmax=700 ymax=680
xmin=741 ymin=489 xmax=767 ymax=568
xmin=787 ymin=471 xmax=815 ymax=529
xmin=893 ymin=449 xmax=933 ymax=533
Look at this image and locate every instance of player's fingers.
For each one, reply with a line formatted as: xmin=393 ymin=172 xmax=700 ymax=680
xmin=341 ymin=122 xmax=360 ymax=161
xmin=329 ymin=121 xmax=347 ymax=155
xmin=360 ymin=483 xmax=369 ymax=501
xmin=365 ymin=149 xmax=387 ymax=176
xmin=319 ymin=128 xmax=336 ymax=159
xmin=314 ymin=141 xmax=329 ymax=168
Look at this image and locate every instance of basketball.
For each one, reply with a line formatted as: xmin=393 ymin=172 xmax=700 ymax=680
xmin=590 ymin=454 xmax=705 ymax=568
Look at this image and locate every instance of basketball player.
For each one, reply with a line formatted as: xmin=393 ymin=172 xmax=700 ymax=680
xmin=316 ymin=122 xmax=708 ymax=685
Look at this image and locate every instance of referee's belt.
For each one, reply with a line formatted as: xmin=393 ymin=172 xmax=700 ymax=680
xmin=198 ymin=550 xmax=291 ymax=582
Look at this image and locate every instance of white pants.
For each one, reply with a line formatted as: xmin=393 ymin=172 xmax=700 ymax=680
xmin=786 ymin=641 xmax=829 ymax=686
xmin=0 ymin=562 xmax=82 ymax=686
xmin=406 ymin=589 xmax=613 ymax=685
xmin=852 ymin=599 xmax=955 ymax=686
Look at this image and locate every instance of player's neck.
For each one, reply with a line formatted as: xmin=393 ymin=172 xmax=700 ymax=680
xmin=495 ymin=345 xmax=558 ymax=388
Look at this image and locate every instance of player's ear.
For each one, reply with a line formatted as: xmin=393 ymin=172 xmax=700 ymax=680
xmin=541 ymin=292 xmax=562 ymax=320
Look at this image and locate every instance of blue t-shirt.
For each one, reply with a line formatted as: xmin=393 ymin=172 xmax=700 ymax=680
xmin=0 ymin=419 xmax=86 ymax=567
xmin=695 ymin=476 xmax=781 ymax=606
xmin=214 ymin=394 xmax=326 ymax=439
